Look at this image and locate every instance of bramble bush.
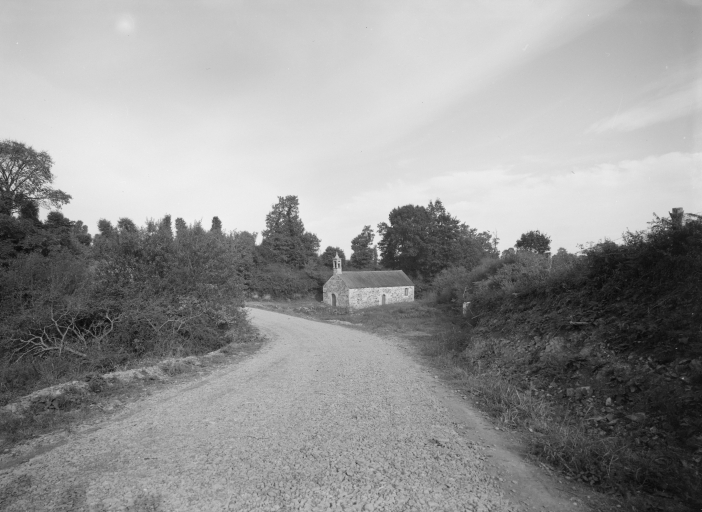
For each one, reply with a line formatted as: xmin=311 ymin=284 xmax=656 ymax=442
xmin=472 ymin=250 xmax=586 ymax=297
xmin=432 ymin=266 xmax=472 ymax=303
xmin=247 ymin=263 xmax=320 ymax=298
xmin=432 ymin=248 xmax=586 ymax=305
xmin=473 ymin=250 xmax=551 ymax=295
xmin=582 ymin=212 xmax=702 ymax=299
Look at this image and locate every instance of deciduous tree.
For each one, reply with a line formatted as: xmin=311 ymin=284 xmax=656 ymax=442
xmin=377 ymin=204 xmax=430 ymax=277
xmin=515 ymin=230 xmax=551 ymax=254
xmin=117 ymin=218 xmax=138 ymax=234
xmin=97 ymin=219 xmax=115 ymax=238
xmin=72 ymin=220 xmax=92 ymax=246
xmin=456 ymin=224 xmax=498 ymax=269
xmin=378 ymin=199 xmax=496 ymax=278
xmin=0 ymin=140 xmax=71 ymax=216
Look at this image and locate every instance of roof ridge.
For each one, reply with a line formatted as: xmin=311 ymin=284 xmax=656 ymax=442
xmin=331 ymin=269 xmax=414 ymax=289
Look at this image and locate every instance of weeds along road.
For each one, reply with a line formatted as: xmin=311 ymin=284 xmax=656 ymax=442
xmin=0 ymin=308 xmax=577 ymax=512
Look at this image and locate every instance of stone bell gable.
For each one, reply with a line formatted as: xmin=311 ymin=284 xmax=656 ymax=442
xmin=322 ymin=254 xmax=415 ymax=310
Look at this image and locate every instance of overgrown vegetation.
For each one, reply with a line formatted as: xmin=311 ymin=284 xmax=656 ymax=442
xmin=0 ymin=214 xmax=254 ymax=402
xmin=0 ymin=152 xmax=341 ymax=414
xmin=440 ymin=209 xmax=702 ymax=511
xmin=0 ymin=140 xmax=258 ymax=413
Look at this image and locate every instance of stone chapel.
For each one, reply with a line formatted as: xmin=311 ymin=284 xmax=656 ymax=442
xmin=322 ymin=253 xmax=415 ymax=310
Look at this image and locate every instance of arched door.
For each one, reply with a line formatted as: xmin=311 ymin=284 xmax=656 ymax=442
xmin=332 ymin=293 xmax=337 ymax=307
xmin=381 ymin=294 xmax=386 ymax=305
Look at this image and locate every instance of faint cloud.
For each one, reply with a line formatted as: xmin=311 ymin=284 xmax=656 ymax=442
xmin=338 ymin=152 xmax=702 ymax=252
xmin=588 ymin=77 xmax=702 ymax=133
xmin=337 ymin=167 xmax=520 ymax=231
xmin=115 ymin=13 xmax=136 ymax=36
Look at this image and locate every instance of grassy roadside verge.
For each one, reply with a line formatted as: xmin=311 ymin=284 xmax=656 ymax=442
xmin=444 ymin=338 xmax=696 ymax=512
xmin=252 ymin=297 xmax=698 ymax=512
xmin=0 ymin=316 xmax=265 ymax=453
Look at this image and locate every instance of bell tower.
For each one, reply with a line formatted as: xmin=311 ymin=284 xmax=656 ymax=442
xmin=333 ymin=252 xmax=342 ymax=275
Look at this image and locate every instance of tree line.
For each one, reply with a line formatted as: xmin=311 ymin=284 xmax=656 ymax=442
xmin=258 ymin=196 xmax=554 ymax=293
xmin=249 ymin=195 xmax=504 ymax=297
xmin=0 ymin=138 xmax=556 ymax=384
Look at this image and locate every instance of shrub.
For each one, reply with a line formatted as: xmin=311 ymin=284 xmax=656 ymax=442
xmin=432 ymin=266 xmax=472 ymax=303
xmin=461 ymin=249 xmax=586 ymax=302
xmin=583 ymin=213 xmax=702 ymax=298
xmin=248 ymin=264 xmax=319 ymax=298
xmin=464 ymin=257 xmax=505 ymax=287
xmin=474 ymin=251 xmax=550 ymax=295
xmin=431 ymin=257 xmax=503 ymax=304
xmin=0 ymin=216 xmax=250 ymax=399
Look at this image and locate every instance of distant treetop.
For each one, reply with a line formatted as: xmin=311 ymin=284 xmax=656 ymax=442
xmin=515 ymin=230 xmax=551 ymax=254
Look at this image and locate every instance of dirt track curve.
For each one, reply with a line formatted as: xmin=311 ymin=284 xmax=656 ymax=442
xmin=0 ymin=308 xmax=582 ymax=512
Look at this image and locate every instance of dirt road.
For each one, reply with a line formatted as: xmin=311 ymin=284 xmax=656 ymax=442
xmin=0 ymin=308 xmax=581 ymax=511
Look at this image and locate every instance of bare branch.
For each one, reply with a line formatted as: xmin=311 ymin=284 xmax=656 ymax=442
xmin=11 ymin=331 xmax=86 ymax=361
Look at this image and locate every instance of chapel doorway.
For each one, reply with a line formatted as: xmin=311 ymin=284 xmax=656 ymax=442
xmin=382 ymin=294 xmax=386 ymax=305
xmin=332 ymin=293 xmax=337 ymax=307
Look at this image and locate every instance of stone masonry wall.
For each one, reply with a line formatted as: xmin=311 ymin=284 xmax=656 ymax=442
xmin=323 ymin=275 xmax=349 ymax=308
xmin=348 ymin=286 xmax=414 ymax=310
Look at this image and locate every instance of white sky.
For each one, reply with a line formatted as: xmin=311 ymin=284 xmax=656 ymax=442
xmin=1 ymin=0 xmax=701 ymax=254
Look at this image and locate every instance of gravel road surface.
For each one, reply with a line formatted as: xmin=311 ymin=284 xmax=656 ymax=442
xmin=0 ymin=308 xmax=578 ymax=511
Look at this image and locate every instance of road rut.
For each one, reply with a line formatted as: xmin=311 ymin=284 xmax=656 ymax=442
xmin=0 ymin=308 xmax=570 ymax=511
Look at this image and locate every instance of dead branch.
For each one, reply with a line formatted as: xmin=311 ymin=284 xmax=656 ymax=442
xmin=69 ymin=310 xmax=122 ymax=346
xmin=171 ymin=311 xmax=205 ymax=333
xmin=50 ymin=309 xmax=72 ymax=356
xmin=9 ymin=307 xmax=109 ymax=361
xmin=12 ymin=331 xmax=87 ymax=361
xmin=146 ymin=316 xmax=173 ymax=334
xmin=144 ymin=309 xmax=204 ymax=335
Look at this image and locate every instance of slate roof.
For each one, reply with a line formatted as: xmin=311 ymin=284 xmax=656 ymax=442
xmin=335 ymin=270 xmax=414 ymax=289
